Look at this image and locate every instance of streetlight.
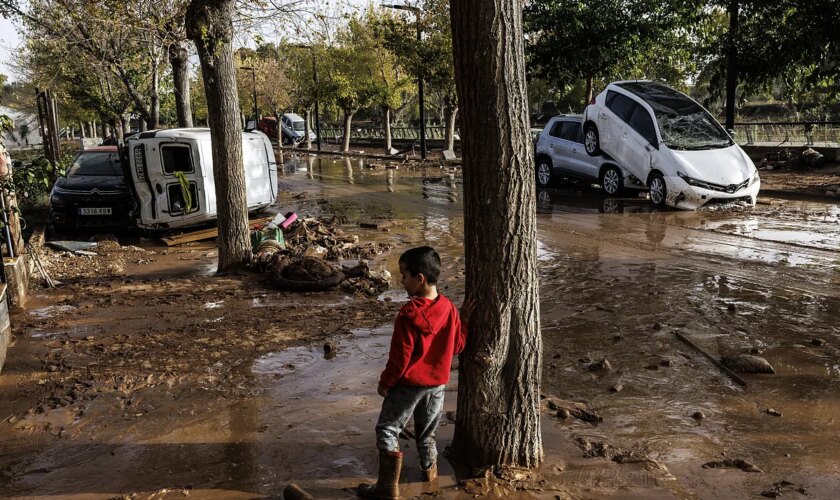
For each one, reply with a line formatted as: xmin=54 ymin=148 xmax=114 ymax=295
xmin=240 ymin=66 xmax=258 ymax=126
xmin=289 ymin=44 xmax=322 ymax=151
xmin=382 ymin=3 xmax=426 ymax=159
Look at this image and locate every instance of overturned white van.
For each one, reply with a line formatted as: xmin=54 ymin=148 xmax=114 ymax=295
xmin=126 ymin=128 xmax=277 ymax=229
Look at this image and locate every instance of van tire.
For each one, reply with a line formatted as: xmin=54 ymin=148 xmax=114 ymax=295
xmin=648 ymin=171 xmax=667 ymax=207
xmin=536 ymin=157 xmax=554 ymax=187
xmin=600 ymin=165 xmax=623 ymax=196
xmin=584 ymin=123 xmax=601 ymax=157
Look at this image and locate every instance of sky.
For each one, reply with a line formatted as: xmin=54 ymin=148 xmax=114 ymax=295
xmin=0 ymin=15 xmax=21 ymax=81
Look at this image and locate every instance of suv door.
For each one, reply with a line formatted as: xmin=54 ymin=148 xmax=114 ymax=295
xmin=598 ymin=90 xmax=637 ymax=155
xmin=557 ymin=120 xmax=597 ymax=179
xmin=541 ymin=120 xmax=571 ymax=173
xmin=616 ymin=104 xmax=659 ymax=181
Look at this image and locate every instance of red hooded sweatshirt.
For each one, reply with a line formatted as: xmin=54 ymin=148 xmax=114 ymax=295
xmin=379 ymin=294 xmax=467 ymax=389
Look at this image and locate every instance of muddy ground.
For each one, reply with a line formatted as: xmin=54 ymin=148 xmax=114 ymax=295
xmin=1 ymin=154 xmax=839 ymax=499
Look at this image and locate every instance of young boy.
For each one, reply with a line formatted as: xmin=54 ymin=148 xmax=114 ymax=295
xmin=358 ymin=246 xmax=473 ymax=499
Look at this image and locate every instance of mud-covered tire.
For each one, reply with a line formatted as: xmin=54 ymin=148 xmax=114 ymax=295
xmin=271 ymin=257 xmax=345 ymax=291
xmin=648 ymin=171 xmax=667 ymax=207
xmin=536 ymin=158 xmax=554 ymax=187
xmin=600 ymin=165 xmax=623 ymax=196
xmin=584 ymin=123 xmax=601 ymax=157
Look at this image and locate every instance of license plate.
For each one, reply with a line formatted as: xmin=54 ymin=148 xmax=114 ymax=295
xmin=79 ymin=207 xmax=112 ymax=215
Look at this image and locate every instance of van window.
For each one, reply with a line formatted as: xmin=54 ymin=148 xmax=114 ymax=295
xmin=548 ymin=121 xmax=563 ymax=138
xmin=628 ymin=106 xmax=658 ymax=146
xmin=606 ymin=92 xmax=637 ymax=122
xmin=161 ymin=144 xmax=193 ymax=174
xmin=559 ymin=121 xmax=582 ymax=143
xmin=167 ymin=182 xmax=199 ymax=215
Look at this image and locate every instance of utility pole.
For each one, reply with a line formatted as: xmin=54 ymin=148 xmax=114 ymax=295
xmin=289 ymin=45 xmax=322 ymax=151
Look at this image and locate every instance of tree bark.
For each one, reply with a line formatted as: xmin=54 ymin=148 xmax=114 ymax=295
xmin=444 ymin=102 xmax=458 ymax=152
xmin=186 ymin=0 xmax=252 ymax=272
xmin=170 ymin=39 xmax=194 ymax=128
xmin=150 ymin=66 xmax=161 ymax=129
xmin=383 ymin=106 xmax=392 ymax=153
xmin=342 ymin=110 xmax=354 ymax=152
xmin=304 ymin=108 xmax=312 ymax=149
xmin=450 ymin=0 xmax=542 ymax=469
xmin=122 ymin=115 xmax=131 ymax=137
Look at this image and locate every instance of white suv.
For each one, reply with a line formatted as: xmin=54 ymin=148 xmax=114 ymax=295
xmin=534 ymin=115 xmax=642 ymax=195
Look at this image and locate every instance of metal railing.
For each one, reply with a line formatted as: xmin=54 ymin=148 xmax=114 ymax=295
xmin=315 ymin=125 xmax=459 ymax=143
xmin=732 ymin=121 xmax=840 ymax=146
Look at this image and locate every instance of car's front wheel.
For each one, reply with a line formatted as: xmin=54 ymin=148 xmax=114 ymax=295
xmin=648 ymin=172 xmax=668 ymax=207
xmin=536 ymin=158 xmax=554 ymax=187
xmin=600 ymin=165 xmax=623 ymax=196
xmin=584 ymin=123 xmax=601 ymax=157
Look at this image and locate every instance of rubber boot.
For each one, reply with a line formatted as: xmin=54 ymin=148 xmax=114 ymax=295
xmin=358 ymin=450 xmax=403 ymax=499
xmin=421 ymin=462 xmax=438 ymax=494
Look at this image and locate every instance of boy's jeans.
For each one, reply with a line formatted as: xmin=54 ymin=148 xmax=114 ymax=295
xmin=375 ymin=384 xmax=445 ymax=470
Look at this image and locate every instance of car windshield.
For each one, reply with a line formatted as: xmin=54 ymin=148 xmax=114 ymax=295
xmin=68 ymin=152 xmax=122 ymax=177
xmin=618 ymin=82 xmax=732 ymax=150
xmin=292 ymin=121 xmax=305 ymax=132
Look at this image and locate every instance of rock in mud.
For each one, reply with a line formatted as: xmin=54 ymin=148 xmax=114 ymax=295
xmin=810 ymin=338 xmax=826 ymax=346
xmin=692 ymin=411 xmax=706 ymax=420
xmin=702 ymin=458 xmax=763 ymax=473
xmin=556 ymin=408 xmax=571 ymax=419
xmin=653 ymin=322 xmax=663 ymax=331
xmin=720 ymin=354 xmax=775 ymax=374
xmin=588 ymin=358 xmax=611 ymax=371
xmin=764 ymin=408 xmax=782 ymax=417
xmin=609 ymin=383 xmax=623 ymax=393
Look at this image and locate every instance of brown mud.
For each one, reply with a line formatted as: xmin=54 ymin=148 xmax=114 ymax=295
xmin=0 ymin=154 xmax=839 ymax=499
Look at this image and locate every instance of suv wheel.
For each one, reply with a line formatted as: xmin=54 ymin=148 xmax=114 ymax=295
xmin=648 ymin=172 xmax=667 ymax=207
xmin=536 ymin=158 xmax=553 ymax=187
xmin=584 ymin=123 xmax=601 ymax=156
xmin=600 ymin=165 xmax=623 ymax=196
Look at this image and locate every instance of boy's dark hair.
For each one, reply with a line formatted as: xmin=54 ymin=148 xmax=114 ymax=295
xmin=399 ymin=246 xmax=441 ymax=284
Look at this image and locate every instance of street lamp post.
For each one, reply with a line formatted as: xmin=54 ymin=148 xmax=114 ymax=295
xmin=240 ymin=66 xmax=258 ymax=126
xmin=382 ymin=3 xmax=426 ymax=159
xmin=290 ymin=44 xmax=322 ymax=151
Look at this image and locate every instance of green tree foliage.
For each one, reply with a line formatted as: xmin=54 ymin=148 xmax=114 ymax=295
xmin=524 ymin=0 xmax=704 ymax=107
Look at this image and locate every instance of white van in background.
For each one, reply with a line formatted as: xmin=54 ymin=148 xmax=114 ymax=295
xmin=280 ymin=113 xmax=316 ymax=145
xmin=125 ymin=128 xmax=277 ymax=229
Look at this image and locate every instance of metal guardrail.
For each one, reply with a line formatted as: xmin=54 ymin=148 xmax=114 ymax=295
xmin=732 ymin=121 xmax=840 ymax=146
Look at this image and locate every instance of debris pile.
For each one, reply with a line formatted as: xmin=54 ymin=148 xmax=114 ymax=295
xmin=252 ymin=216 xmax=394 ymax=296
xmin=35 ymin=234 xmax=154 ymax=283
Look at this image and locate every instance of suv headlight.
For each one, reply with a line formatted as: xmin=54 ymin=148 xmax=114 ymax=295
xmin=751 ymin=171 xmax=760 ymax=185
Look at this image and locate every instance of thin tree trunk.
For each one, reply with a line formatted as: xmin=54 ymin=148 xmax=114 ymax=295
xmin=450 ymin=0 xmax=542 ymax=469
xmin=123 ymin=115 xmax=131 ymax=136
xmin=444 ymin=103 xmax=458 ymax=152
xmin=342 ymin=110 xmax=354 ymax=152
xmin=150 ymin=66 xmax=161 ymax=129
xmin=92 ymin=119 xmax=98 ymax=138
xmin=170 ymin=39 xmax=194 ymax=128
xmin=383 ymin=106 xmax=392 ymax=153
xmin=304 ymin=108 xmax=312 ymax=149
xmin=139 ymin=118 xmax=148 ymax=132
xmin=187 ymin=0 xmax=252 ymax=272
xmin=584 ymin=74 xmax=594 ymax=106
xmin=725 ymin=0 xmax=739 ymax=130
xmin=103 ymin=122 xmax=111 ymax=139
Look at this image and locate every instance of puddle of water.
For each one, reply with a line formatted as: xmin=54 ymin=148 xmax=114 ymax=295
xmin=28 ymin=305 xmax=76 ymax=320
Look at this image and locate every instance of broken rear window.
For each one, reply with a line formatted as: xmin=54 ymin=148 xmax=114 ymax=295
xmin=161 ymin=144 xmax=194 ymax=174
xmin=617 ymin=82 xmax=732 ymax=150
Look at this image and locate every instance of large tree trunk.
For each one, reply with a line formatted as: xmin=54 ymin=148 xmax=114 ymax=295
xmin=186 ymin=0 xmax=252 ymax=272
xmin=150 ymin=66 xmax=161 ymax=129
xmin=342 ymin=110 xmax=354 ymax=152
xmin=383 ymin=106 xmax=392 ymax=153
xmin=450 ymin=0 xmax=542 ymax=469
xmin=169 ymin=39 xmax=194 ymax=128
xmin=304 ymin=108 xmax=312 ymax=149
xmin=444 ymin=102 xmax=458 ymax=152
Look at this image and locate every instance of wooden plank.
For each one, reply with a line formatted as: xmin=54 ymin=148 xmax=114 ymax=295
xmin=161 ymin=216 xmax=274 ymax=246
xmin=675 ymin=332 xmax=747 ymax=387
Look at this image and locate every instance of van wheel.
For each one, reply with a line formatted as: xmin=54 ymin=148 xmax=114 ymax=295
xmin=536 ymin=158 xmax=554 ymax=187
xmin=648 ymin=172 xmax=667 ymax=207
xmin=600 ymin=165 xmax=623 ymax=196
xmin=584 ymin=123 xmax=601 ymax=156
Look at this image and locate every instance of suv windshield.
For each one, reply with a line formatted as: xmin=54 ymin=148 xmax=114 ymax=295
xmin=68 ymin=152 xmax=122 ymax=177
xmin=292 ymin=121 xmax=305 ymax=132
xmin=617 ymin=82 xmax=732 ymax=150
